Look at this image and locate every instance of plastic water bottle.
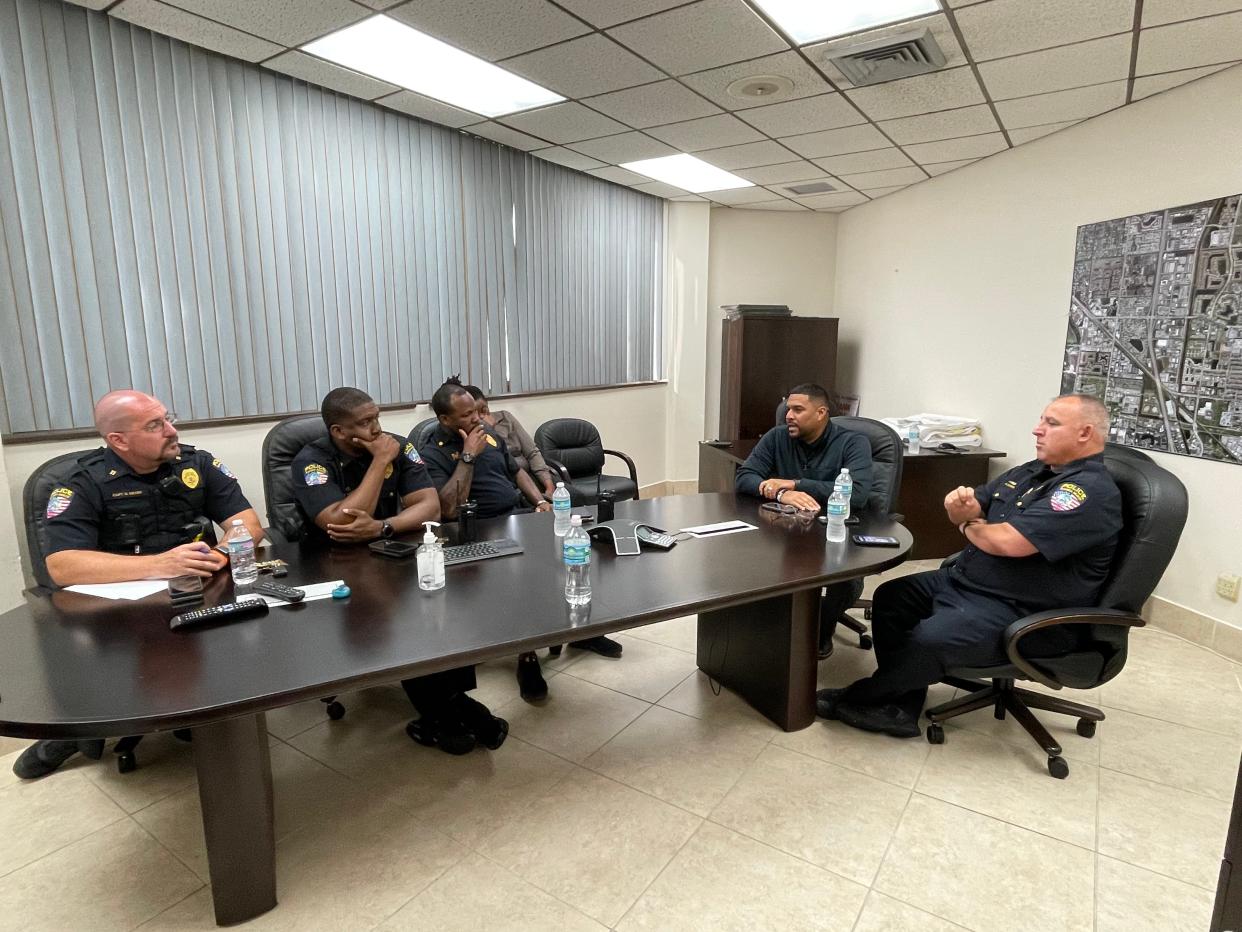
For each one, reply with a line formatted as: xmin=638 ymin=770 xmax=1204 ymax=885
xmin=825 ymin=490 xmax=848 ymax=542
xmin=833 ymin=468 xmax=853 ymax=520
xmin=226 ymin=519 xmax=258 ymax=586
xmin=563 ymin=514 xmax=592 ymax=605
xmin=552 ymin=482 xmax=572 ymax=537
xmin=907 ymin=423 xmax=921 ymax=454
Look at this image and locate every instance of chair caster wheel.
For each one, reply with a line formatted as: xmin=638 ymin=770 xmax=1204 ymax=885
xmin=117 ymin=752 xmax=137 ymax=774
xmin=1048 ymin=756 xmax=1069 ymax=779
xmin=858 ymin=634 xmax=873 ymax=651
xmin=926 ymin=724 xmax=945 ymax=744
xmin=326 ymin=701 xmax=346 ymax=721
xmin=1076 ymin=718 xmax=1096 ymax=738
xmin=548 ymin=645 xmax=562 ymax=657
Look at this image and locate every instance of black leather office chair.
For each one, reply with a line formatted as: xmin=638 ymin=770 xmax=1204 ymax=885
xmin=533 ymin=418 xmax=639 ymax=505
xmin=773 ymin=401 xmax=905 ymax=650
xmin=409 ymin=416 xmax=440 ymax=453
xmin=924 ymin=444 xmax=1188 ymax=779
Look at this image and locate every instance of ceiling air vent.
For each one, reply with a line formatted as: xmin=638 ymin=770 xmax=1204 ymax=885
xmin=827 ymin=29 xmax=947 ymax=87
xmin=785 ymin=181 xmax=835 ymax=195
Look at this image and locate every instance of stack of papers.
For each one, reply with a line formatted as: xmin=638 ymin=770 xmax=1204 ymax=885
xmin=882 ymin=414 xmax=983 ymax=447
xmin=679 ymin=520 xmax=757 ymax=538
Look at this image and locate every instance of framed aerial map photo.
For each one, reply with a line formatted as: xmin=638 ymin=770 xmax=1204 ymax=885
xmin=1062 ymin=194 xmax=1242 ymax=464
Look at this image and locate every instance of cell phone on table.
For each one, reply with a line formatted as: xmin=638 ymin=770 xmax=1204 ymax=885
xmin=818 ymin=515 xmax=861 ymax=525
xmin=369 ymin=539 xmax=418 ymax=558
xmin=851 ymin=534 xmax=900 ymax=547
xmin=168 ymin=574 xmax=204 ymax=606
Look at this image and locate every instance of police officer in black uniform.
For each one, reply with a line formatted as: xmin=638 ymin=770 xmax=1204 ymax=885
xmin=819 ymin=394 xmax=1123 ymax=738
xmin=420 ymin=378 xmax=621 ymax=701
xmin=14 ymin=390 xmax=265 ymax=779
xmin=290 ymin=387 xmax=507 ymax=755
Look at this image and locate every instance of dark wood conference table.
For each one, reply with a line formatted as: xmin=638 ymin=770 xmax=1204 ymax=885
xmin=0 ymin=493 xmax=910 ymax=926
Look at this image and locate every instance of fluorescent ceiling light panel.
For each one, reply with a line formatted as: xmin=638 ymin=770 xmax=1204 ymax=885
xmin=749 ymin=0 xmax=941 ymax=44
xmin=620 ymin=154 xmax=753 ymax=193
xmin=303 ymin=16 xmax=563 ymax=117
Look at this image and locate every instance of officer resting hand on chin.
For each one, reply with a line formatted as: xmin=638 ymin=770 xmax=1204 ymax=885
xmin=15 ymin=389 xmax=265 ymax=780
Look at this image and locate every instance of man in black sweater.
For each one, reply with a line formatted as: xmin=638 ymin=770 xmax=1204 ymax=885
xmin=735 ymin=383 xmax=874 ymax=657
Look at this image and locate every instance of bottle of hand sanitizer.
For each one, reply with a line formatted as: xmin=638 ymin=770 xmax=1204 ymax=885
xmin=416 ymin=521 xmax=445 ymax=591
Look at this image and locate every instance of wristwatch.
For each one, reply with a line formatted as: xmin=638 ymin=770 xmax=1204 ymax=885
xmin=380 ymin=521 xmax=394 ymax=539
xmin=461 ymin=452 xmax=476 ymax=465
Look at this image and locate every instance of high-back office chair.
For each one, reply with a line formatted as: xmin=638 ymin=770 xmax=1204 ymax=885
xmin=924 ymin=444 xmax=1188 ymax=779
xmin=773 ymin=401 xmax=905 ymax=650
xmin=533 ymin=418 xmax=639 ymax=505
xmin=408 ymin=416 xmax=439 ymax=453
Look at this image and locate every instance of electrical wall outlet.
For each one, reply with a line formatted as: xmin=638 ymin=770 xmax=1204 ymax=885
xmin=1218 ymin=573 xmax=1241 ymax=602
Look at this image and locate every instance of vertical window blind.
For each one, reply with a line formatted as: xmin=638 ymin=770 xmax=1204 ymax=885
xmin=0 ymin=0 xmax=664 ymax=437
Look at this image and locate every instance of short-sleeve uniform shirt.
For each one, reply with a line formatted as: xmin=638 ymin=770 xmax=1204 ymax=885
xmin=290 ymin=433 xmax=433 ymax=541
xmin=419 ymin=424 xmax=523 ymax=518
xmin=951 ymin=453 xmax=1122 ymax=610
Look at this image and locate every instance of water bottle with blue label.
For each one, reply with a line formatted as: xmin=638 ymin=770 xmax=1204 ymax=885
xmin=833 ymin=468 xmax=852 ymax=520
xmin=825 ymin=490 xmax=848 ymax=542
xmin=563 ymin=514 xmax=592 ymax=605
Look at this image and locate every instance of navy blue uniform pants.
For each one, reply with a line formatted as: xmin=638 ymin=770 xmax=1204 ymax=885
xmin=401 ymin=666 xmax=478 ymax=719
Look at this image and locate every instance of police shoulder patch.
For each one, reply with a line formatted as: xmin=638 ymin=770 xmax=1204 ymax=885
xmin=403 ymin=442 xmax=423 ymax=464
xmin=1049 ymin=482 xmax=1087 ymax=512
xmin=181 ymin=467 xmax=200 ymax=490
xmin=211 ymin=457 xmax=236 ymax=479
xmin=46 ymin=487 xmax=74 ymax=519
xmin=304 ymin=463 xmax=329 ymax=486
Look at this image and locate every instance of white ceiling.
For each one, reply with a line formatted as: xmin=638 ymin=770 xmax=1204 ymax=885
xmin=73 ymin=0 xmax=1242 ymax=212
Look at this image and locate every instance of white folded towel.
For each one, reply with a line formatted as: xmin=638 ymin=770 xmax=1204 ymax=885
xmin=881 ymin=414 xmax=983 ymax=447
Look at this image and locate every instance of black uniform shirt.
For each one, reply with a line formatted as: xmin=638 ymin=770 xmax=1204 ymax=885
xmin=290 ymin=433 xmax=433 ymax=540
xmin=734 ymin=422 xmax=874 ymax=509
xmin=420 ymin=424 xmax=523 ymax=519
xmin=951 ymin=453 xmax=1122 ymax=610
xmin=44 ymin=445 xmax=251 ymax=555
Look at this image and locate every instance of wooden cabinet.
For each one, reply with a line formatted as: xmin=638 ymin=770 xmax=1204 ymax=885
xmin=719 ymin=317 xmax=838 ymax=442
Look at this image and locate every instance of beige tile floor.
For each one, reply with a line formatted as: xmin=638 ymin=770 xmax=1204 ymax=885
xmin=0 ymin=559 xmax=1230 ymax=931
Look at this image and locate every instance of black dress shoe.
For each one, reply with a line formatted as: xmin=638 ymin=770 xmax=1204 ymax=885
xmin=405 ymin=717 xmax=477 ymax=755
xmin=815 ymin=688 xmax=847 ymax=719
xmin=449 ymin=694 xmax=510 ymax=751
xmin=817 ymin=641 xmax=835 ymax=660
xmin=833 ymin=701 xmax=922 ymax=738
xmin=516 ymin=652 xmax=548 ymax=701
xmin=12 ymin=739 xmax=101 ymax=780
xmin=569 ymin=635 xmax=623 ymax=658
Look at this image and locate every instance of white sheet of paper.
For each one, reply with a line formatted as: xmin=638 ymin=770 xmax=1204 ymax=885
xmin=256 ymin=580 xmax=345 ymax=607
xmin=65 ymin=580 xmax=169 ymax=601
xmin=678 ymin=520 xmax=757 ymax=538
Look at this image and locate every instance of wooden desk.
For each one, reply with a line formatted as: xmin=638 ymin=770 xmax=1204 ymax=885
xmin=0 ymin=494 xmax=909 ymax=927
xmin=699 ymin=440 xmax=1006 ymax=559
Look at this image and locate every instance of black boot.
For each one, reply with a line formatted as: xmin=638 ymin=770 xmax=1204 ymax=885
xmin=12 ymin=739 xmax=102 ymax=780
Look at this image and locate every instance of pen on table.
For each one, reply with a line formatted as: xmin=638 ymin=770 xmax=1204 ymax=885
xmin=691 ymin=525 xmax=745 ymax=536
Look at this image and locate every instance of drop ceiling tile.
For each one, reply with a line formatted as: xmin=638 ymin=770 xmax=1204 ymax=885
xmin=465 ymin=121 xmax=548 ymax=150
xmin=864 ymin=184 xmax=912 ymax=198
xmin=1143 ymin=0 xmax=1242 ymax=27
xmin=1007 ymin=120 xmax=1080 ymax=144
xmin=810 ymin=148 xmax=914 ymax=175
xmin=670 ymin=193 xmax=709 ymax=201
xmin=1137 ymin=12 xmax=1242 ymax=74
xmin=387 ymin=0 xmax=591 ymax=61
xmin=695 ymin=139 xmax=795 ymax=169
xmin=645 ymin=113 xmax=764 ymax=151
xmin=1131 ymin=62 xmax=1238 ymax=99
xmin=905 ymin=133 xmax=1008 ymax=163
xmin=375 ymin=91 xmax=478 ymax=127
xmin=779 ymin=123 xmax=890 ymax=158
xmin=923 ymin=158 xmax=980 ymax=176
xmin=844 ymin=67 xmax=985 ymax=122
xmin=735 ymin=93 xmax=864 ymax=137
xmin=797 ymin=191 xmax=868 ymax=209
xmin=806 ymin=14 xmax=967 ymax=87
xmin=62 ymin=0 xmax=113 ymax=8
xmin=586 ymin=165 xmax=651 ymax=185
xmin=110 ymin=0 xmax=284 ymax=62
xmin=978 ymin=34 xmax=1133 ymax=100
xmin=838 ymin=166 xmax=927 ymax=189
xmin=354 ymin=0 xmax=404 ymax=8
xmin=632 ymin=180 xmax=692 ymax=197
xmin=607 ymin=0 xmax=787 ymax=76
xmin=156 ymin=0 xmax=369 ymax=47
xmin=263 ymin=51 xmax=398 ymax=100
xmin=504 ymin=35 xmax=664 ymax=98
xmin=994 ymin=80 xmax=1127 ymax=129
xmin=734 ymin=160 xmax=827 ymax=184
xmin=738 ymin=199 xmax=811 ymax=211
xmin=955 ymin=0 xmax=1135 ymax=61
xmin=680 ymin=52 xmax=832 ymax=111
xmin=584 ymin=81 xmax=722 ymax=128
xmin=556 ymin=0 xmax=689 ymax=29
xmin=532 ymin=147 xmax=608 ymax=170
xmin=879 ymin=104 xmax=999 ymax=145
xmin=502 ymin=103 xmax=629 ymax=144
xmin=768 ymin=176 xmax=843 ymax=195
xmin=568 ymin=131 xmax=679 ymax=162
xmin=704 ymin=186 xmax=777 ymax=205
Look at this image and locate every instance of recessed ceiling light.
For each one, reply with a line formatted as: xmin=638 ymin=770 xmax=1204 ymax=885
xmin=749 ymin=0 xmax=942 ymax=45
xmin=620 ymin=154 xmax=753 ymax=194
xmin=302 ymin=16 xmax=563 ymax=117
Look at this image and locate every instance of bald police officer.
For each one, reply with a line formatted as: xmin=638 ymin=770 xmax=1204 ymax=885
xmin=15 ymin=390 xmax=264 ymax=779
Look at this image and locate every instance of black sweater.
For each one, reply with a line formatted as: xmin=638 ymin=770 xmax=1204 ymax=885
xmin=734 ymin=422 xmax=873 ymax=509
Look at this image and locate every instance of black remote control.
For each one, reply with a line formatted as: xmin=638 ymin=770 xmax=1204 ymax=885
xmin=250 ymin=580 xmax=306 ymax=603
xmin=169 ymin=598 xmax=269 ymax=631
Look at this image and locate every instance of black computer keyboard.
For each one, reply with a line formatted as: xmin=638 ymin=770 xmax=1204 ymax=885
xmin=443 ymin=538 xmax=524 ymax=566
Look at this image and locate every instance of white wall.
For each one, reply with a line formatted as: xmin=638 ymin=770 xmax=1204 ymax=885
xmin=0 ymin=434 xmax=24 ymax=611
xmin=705 ymin=208 xmax=838 ymax=437
xmin=834 ymin=64 xmax=1242 ymax=626
xmin=663 ymin=202 xmax=713 ymax=484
